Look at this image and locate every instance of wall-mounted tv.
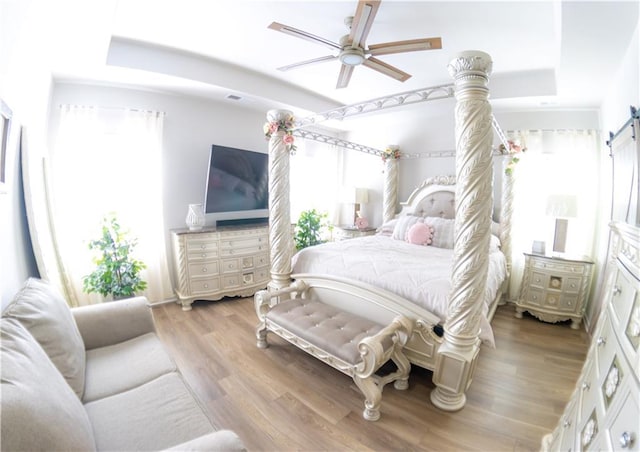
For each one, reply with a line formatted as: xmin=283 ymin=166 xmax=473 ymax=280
xmin=204 ymin=145 xmax=269 ymax=217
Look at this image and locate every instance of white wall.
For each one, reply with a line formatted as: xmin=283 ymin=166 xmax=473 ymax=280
xmin=49 ymin=82 xmax=294 ymax=287
xmin=588 ymin=16 xmax=640 ymax=330
xmin=0 ymin=0 xmax=54 ymax=303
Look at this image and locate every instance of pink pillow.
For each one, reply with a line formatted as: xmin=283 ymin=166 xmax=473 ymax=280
xmin=406 ymin=222 xmax=434 ymax=246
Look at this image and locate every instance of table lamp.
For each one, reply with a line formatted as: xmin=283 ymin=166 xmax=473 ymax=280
xmin=546 ymin=194 xmax=578 ymax=254
xmin=353 ymin=187 xmax=368 ymax=227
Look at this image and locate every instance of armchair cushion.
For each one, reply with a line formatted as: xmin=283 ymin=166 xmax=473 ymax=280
xmin=84 ymin=373 xmax=217 ymax=451
xmin=83 ymin=332 xmax=177 ymax=403
xmin=2 ymin=277 xmax=86 ymax=397
xmin=0 ymin=318 xmax=96 ymax=451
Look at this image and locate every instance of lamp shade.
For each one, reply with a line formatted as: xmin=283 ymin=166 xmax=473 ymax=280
xmin=546 ymin=194 xmax=578 ymax=219
xmin=355 ymin=187 xmax=369 ymax=204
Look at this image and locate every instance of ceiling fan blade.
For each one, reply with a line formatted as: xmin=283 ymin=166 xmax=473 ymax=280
xmin=348 ymin=0 xmax=381 ymax=48
xmin=368 ymin=37 xmax=442 ymax=56
xmin=268 ymin=22 xmax=341 ymax=51
xmin=336 ymin=64 xmax=355 ymax=89
xmin=277 ymin=55 xmax=337 ymax=72
xmin=363 ymin=56 xmax=411 ymax=82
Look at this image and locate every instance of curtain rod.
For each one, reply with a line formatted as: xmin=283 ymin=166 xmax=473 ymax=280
xmin=58 ymin=104 xmax=166 ymax=116
xmin=506 ymin=128 xmax=598 ymax=134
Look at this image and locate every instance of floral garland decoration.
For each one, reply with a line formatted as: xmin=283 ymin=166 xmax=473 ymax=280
xmin=263 ymin=115 xmax=297 ymax=155
xmin=381 ymin=147 xmax=401 ymax=162
xmin=499 ymin=139 xmax=526 ymax=175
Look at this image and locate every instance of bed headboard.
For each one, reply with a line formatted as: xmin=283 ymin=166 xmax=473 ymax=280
xmin=397 ymin=175 xmax=456 ymax=219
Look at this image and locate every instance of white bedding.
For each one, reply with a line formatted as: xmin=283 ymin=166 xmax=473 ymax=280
xmin=291 ymin=235 xmax=507 ymax=346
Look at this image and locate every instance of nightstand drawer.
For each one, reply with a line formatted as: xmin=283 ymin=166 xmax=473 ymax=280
xmin=525 ymin=287 xmax=545 ymax=306
xmin=531 ymin=259 xmax=588 ymax=274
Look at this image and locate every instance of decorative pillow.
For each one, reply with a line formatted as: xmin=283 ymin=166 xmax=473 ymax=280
xmin=376 ymin=218 xmax=397 ymax=237
xmin=424 ymin=216 xmax=455 ymax=249
xmin=0 ymin=318 xmax=96 ymax=451
xmin=391 ymin=215 xmax=425 ymax=241
xmin=406 ymin=223 xmax=434 ymax=246
xmin=3 ymin=278 xmax=86 ymax=398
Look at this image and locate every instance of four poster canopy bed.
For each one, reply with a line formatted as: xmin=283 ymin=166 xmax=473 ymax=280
xmin=255 ymin=50 xmax=514 ymax=412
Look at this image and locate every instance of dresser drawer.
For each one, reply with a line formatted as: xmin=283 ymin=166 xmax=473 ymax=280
xmin=186 ymin=249 xmax=219 ymax=261
xmin=605 ymin=384 xmax=639 ymax=452
xmin=189 ymin=278 xmax=220 ymax=294
xmin=255 ymin=267 xmax=269 ymax=282
xmin=221 ymin=258 xmax=239 ymax=273
xmin=220 ymin=243 xmax=268 ymax=257
xmin=610 ymin=268 xmax=638 ymax=329
xmin=594 ymin=312 xmax=618 ymax=382
xmin=188 ymin=261 xmax=220 ymax=277
xmin=221 ymin=274 xmax=240 ymax=289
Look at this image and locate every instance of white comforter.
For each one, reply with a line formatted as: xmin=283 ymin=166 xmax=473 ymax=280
xmin=291 ymin=235 xmax=507 ymax=346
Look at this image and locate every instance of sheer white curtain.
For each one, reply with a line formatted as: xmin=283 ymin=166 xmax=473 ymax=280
xmin=507 ymin=129 xmax=601 ymax=300
xmin=290 ymin=139 xmax=341 ymax=230
xmin=50 ymin=105 xmax=173 ymax=305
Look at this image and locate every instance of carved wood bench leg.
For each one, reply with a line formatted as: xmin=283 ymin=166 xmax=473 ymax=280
xmin=353 ymin=375 xmax=382 ymax=421
xmin=391 ymin=348 xmax=411 ymax=390
xmin=256 ymin=323 xmax=268 ymax=349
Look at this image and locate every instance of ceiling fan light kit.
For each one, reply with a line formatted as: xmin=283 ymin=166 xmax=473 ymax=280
xmin=339 ymin=48 xmax=366 ymax=66
xmin=268 ymin=0 xmax=442 ymax=89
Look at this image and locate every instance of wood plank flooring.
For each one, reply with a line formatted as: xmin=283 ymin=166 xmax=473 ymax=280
xmin=152 ymin=298 xmax=589 ymax=451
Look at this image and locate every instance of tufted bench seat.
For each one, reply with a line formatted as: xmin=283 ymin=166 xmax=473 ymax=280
xmin=255 ymin=290 xmax=413 ymax=421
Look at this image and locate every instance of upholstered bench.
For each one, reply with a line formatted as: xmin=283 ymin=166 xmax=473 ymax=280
xmin=255 ymin=284 xmax=413 ymax=421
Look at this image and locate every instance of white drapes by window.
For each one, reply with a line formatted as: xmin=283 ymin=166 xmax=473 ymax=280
xmin=290 ymin=139 xmax=340 ymax=229
xmin=50 ymin=105 xmax=173 ymax=305
xmin=507 ymin=129 xmax=601 ymax=300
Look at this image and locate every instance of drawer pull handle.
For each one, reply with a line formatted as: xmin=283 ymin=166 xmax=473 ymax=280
xmin=201 ymin=253 xmax=206 ymax=258
xmin=563 ymin=420 xmax=571 ymax=428
xmin=597 ymin=336 xmax=606 ymax=346
xmin=201 ymin=245 xmax=206 ymax=249
xmin=203 ymin=283 xmax=209 ymax=289
xmin=612 ymin=286 xmax=621 ymax=296
xmin=570 ymin=283 xmax=576 ymax=288
xmin=581 ymin=381 xmax=590 ymax=390
xmin=620 ymin=432 xmax=634 ymax=449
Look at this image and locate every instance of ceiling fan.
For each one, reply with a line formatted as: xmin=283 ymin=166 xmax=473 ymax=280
xmin=268 ymin=0 xmax=442 ymax=89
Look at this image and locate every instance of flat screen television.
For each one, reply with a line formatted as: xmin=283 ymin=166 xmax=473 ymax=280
xmin=204 ymin=145 xmax=269 ymax=220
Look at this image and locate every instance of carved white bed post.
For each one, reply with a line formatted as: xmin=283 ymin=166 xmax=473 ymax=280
xmin=266 ymin=109 xmax=294 ymax=290
xmin=382 ymin=146 xmax=399 ymax=223
xmin=500 ymin=162 xmax=515 ymax=299
xmin=431 ymin=51 xmax=494 ymax=411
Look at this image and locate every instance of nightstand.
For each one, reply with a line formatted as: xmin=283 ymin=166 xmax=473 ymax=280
xmin=515 ymin=253 xmax=594 ymax=329
xmin=333 ymin=225 xmax=377 ymax=241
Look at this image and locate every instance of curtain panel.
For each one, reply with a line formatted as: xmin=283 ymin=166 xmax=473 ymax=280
xmin=506 ymin=129 xmax=602 ymax=301
xmin=46 ymin=105 xmax=173 ymax=305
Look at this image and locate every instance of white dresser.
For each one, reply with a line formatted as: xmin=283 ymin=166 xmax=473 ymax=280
xmin=542 ymin=222 xmax=639 ymax=451
xmin=171 ymin=224 xmax=269 ymax=310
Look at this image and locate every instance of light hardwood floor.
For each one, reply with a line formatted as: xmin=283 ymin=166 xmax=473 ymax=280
xmin=152 ymin=298 xmax=589 ymax=451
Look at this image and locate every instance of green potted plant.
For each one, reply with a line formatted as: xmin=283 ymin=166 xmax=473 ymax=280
xmin=294 ymin=209 xmax=331 ymax=251
xmin=83 ymin=215 xmax=147 ymax=299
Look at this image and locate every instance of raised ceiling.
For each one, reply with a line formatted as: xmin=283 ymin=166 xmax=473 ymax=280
xmin=44 ymin=0 xmax=639 ymax=119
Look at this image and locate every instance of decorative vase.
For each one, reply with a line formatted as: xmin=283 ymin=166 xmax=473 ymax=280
xmin=185 ymin=203 xmax=205 ymax=231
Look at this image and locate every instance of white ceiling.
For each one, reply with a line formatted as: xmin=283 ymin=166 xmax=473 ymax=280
xmin=47 ymin=0 xmax=639 ymax=122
